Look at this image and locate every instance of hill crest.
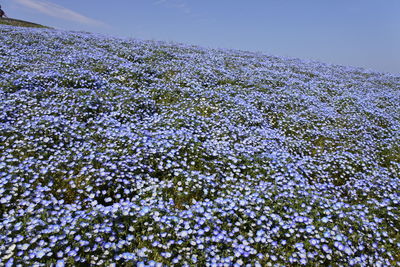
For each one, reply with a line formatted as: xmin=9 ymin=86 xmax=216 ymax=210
xmin=0 ymin=17 xmax=48 ymax=28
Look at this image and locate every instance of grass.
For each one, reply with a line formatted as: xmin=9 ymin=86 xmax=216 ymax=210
xmin=0 ymin=18 xmax=48 ymax=28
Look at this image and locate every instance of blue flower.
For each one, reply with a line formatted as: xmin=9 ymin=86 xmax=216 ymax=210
xmin=55 ymin=260 xmax=65 ymax=267
xmin=0 ymin=23 xmax=399 ymax=266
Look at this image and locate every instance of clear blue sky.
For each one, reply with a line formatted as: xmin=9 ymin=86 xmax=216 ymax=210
xmin=3 ymin=0 xmax=400 ymax=73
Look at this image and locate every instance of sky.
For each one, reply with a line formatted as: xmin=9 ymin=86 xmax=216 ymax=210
xmin=2 ymin=0 xmax=400 ymax=74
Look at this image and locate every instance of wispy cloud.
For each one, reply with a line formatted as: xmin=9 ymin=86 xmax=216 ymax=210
xmin=14 ymin=0 xmax=107 ymax=27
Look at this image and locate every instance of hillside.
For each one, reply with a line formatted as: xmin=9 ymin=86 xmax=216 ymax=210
xmin=0 ymin=25 xmax=399 ymax=266
xmin=0 ymin=18 xmax=48 ymax=28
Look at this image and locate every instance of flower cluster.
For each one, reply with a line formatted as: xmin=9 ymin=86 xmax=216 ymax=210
xmin=0 ymin=25 xmax=399 ymax=266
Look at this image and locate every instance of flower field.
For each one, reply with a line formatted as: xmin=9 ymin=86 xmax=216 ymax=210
xmin=0 ymin=25 xmax=399 ymax=266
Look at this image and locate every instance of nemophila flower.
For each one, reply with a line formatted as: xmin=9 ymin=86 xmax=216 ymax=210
xmin=0 ymin=25 xmax=399 ymax=266
xmin=322 ymin=244 xmax=330 ymax=253
xmin=309 ymin=238 xmax=319 ymax=246
xmin=295 ymin=242 xmax=304 ymax=250
xmin=324 ymin=231 xmax=331 ymax=238
xmin=35 ymin=250 xmax=46 ymax=259
xmin=55 ymin=259 xmax=65 ymax=267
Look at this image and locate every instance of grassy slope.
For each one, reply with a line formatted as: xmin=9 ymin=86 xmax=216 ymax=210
xmin=0 ymin=18 xmax=48 ymax=28
xmin=0 ymin=25 xmax=399 ymax=265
